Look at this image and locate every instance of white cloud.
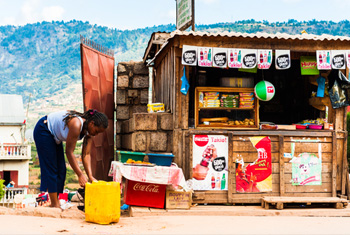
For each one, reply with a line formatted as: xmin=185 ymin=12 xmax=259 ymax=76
xmin=20 ymin=0 xmax=41 ymax=23
xmin=42 ymin=6 xmax=65 ymax=21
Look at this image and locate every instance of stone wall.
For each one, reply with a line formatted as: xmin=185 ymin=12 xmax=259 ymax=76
xmin=116 ymin=61 xmax=173 ymax=153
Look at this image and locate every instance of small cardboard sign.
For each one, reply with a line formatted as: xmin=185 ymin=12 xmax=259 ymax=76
xmin=212 ymin=47 xmax=227 ymax=68
xmin=241 ymin=49 xmax=257 ymax=69
xmin=275 ymin=50 xmax=290 ymax=70
xmin=257 ymin=49 xmax=272 ymax=69
xmin=228 ymin=48 xmax=242 ymax=68
xmin=300 ymin=56 xmax=319 ymax=75
xmin=182 ymin=45 xmax=197 ymax=66
xmin=166 ymin=190 xmax=192 ymax=209
xmin=316 ymin=50 xmax=331 ymax=70
xmin=198 ymin=47 xmax=212 ymax=67
xmin=331 ymin=50 xmax=346 ymax=69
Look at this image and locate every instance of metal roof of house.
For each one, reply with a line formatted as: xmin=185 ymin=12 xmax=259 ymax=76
xmin=0 ymin=94 xmax=26 ymax=125
xmin=144 ymin=30 xmax=350 ymax=65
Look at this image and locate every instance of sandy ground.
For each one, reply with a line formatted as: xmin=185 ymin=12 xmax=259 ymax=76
xmin=1 ymin=214 xmax=350 ymax=235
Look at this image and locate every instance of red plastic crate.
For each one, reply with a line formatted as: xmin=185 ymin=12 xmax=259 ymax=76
xmin=124 ymin=180 xmax=166 ymax=209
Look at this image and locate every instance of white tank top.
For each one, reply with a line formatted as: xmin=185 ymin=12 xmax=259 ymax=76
xmin=47 ymin=111 xmax=84 ymax=144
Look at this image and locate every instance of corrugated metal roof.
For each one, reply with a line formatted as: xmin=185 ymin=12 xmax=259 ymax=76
xmin=0 ymin=94 xmax=25 ymax=124
xmin=169 ymin=30 xmax=350 ymax=41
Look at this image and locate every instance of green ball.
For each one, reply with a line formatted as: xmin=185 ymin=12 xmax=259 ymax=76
xmin=254 ymin=81 xmax=275 ymax=101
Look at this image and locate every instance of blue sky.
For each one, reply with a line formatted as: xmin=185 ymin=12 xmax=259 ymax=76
xmin=0 ymin=0 xmax=349 ymax=30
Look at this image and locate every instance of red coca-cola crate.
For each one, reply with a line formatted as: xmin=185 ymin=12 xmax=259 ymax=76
xmin=124 ymin=180 xmax=166 ymax=209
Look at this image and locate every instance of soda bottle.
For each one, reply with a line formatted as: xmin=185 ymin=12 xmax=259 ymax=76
xmin=208 ymin=48 xmax=211 ymax=62
xmin=200 ymin=49 xmax=203 ymax=61
xmin=230 ymin=51 xmax=234 ymax=63
xmin=234 ymin=50 xmax=238 ymax=62
xmin=267 ymin=51 xmax=272 ymax=63
xmin=319 ymin=53 xmax=323 ymax=64
xmin=326 ymin=51 xmax=330 ymax=64
xmin=238 ymin=50 xmax=241 ymax=63
xmin=260 ymin=52 xmax=263 ymax=63
xmin=221 ymin=173 xmax=226 ymax=190
xmin=264 ymin=51 xmax=267 ymax=63
xmin=216 ymin=173 xmax=221 ymax=189
xmin=211 ymin=173 xmax=215 ymax=189
xmin=348 ymin=53 xmax=350 ymax=66
xmin=204 ymin=49 xmax=208 ymax=60
xmin=199 ymin=145 xmax=213 ymax=167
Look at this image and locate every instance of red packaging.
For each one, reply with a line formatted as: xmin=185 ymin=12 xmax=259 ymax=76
xmin=124 ymin=180 xmax=166 ymax=208
xmin=58 ymin=193 xmax=68 ymax=201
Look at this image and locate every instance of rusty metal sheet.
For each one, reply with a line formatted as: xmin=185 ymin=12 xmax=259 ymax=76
xmin=80 ymin=37 xmax=115 ymax=180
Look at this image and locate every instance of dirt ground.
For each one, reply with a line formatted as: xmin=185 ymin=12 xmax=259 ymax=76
xmin=1 ymin=204 xmax=350 ymax=234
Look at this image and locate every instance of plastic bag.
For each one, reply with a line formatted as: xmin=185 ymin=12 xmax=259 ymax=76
xmin=181 ymin=67 xmax=190 ymax=95
xmin=328 ymin=69 xmax=350 ymax=109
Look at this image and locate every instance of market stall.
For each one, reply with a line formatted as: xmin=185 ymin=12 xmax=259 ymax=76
xmin=143 ymin=30 xmax=350 ymax=204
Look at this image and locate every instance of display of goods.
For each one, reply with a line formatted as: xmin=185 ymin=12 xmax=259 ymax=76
xmin=308 ymin=124 xmax=323 ymax=130
xmin=117 ymin=151 xmax=146 ymax=163
xmin=254 ymin=81 xmax=275 ymax=101
xmin=147 ymin=103 xmax=165 ymax=113
xmin=228 ymin=119 xmax=254 ymax=126
xmin=294 ymin=124 xmax=308 ymax=129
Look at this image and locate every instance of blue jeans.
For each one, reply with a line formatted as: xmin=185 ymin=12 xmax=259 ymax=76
xmin=33 ymin=116 xmax=66 ymax=193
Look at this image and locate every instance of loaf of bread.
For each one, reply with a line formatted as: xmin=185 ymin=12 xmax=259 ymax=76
xmin=200 ymin=117 xmax=229 ymax=123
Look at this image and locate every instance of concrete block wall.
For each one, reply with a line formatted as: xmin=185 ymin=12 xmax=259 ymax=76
xmin=116 ymin=61 xmax=173 ymax=154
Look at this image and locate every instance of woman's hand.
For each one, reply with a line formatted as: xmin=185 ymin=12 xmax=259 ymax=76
xmin=89 ymin=176 xmax=98 ymax=183
xmin=78 ymin=174 xmax=89 ymax=187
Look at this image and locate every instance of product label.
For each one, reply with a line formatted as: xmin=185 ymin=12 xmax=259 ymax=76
xmin=275 ymin=50 xmax=291 ymax=70
xmin=182 ymin=45 xmax=197 ymax=66
xmin=331 ymin=50 xmax=346 ymax=69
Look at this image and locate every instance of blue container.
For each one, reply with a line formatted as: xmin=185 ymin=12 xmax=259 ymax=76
xmin=117 ymin=150 xmax=146 ymax=163
xmin=147 ymin=153 xmax=174 ymax=166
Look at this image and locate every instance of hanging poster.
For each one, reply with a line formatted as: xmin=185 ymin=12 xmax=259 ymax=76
xmin=236 ymin=136 xmax=272 ymax=193
xmin=300 ymin=56 xmax=319 ymax=75
xmin=198 ymin=47 xmax=213 ymax=67
xmin=275 ymin=50 xmax=291 ymax=70
xmin=182 ymin=45 xmax=197 ymax=66
xmin=331 ymin=50 xmax=346 ymax=69
xmin=257 ymin=49 xmax=272 ymax=69
xmin=241 ymin=49 xmax=257 ymax=69
xmin=192 ymin=135 xmax=228 ymax=191
xmin=346 ymin=50 xmax=350 ymax=68
xmin=212 ymin=47 xmax=227 ymax=68
xmin=228 ymin=48 xmax=242 ymax=68
xmin=291 ymin=152 xmax=322 ymax=186
xmin=316 ymin=50 xmax=331 ymax=70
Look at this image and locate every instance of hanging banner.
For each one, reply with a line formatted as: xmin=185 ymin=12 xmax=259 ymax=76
xmin=291 ymin=152 xmax=322 ymax=186
xmin=198 ymin=47 xmax=212 ymax=67
xmin=316 ymin=50 xmax=331 ymax=70
xmin=346 ymin=50 xmax=350 ymax=68
xmin=331 ymin=50 xmax=346 ymax=69
xmin=275 ymin=50 xmax=291 ymax=70
xmin=228 ymin=48 xmax=242 ymax=68
xmin=236 ymin=136 xmax=272 ymax=193
xmin=182 ymin=45 xmax=197 ymax=66
xmin=212 ymin=47 xmax=227 ymax=68
xmin=241 ymin=49 xmax=257 ymax=69
xmin=192 ymin=135 xmax=228 ymax=191
xmin=300 ymin=56 xmax=319 ymax=75
xmin=257 ymin=49 xmax=272 ymax=69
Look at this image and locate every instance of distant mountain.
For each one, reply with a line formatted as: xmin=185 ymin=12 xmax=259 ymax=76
xmin=1 ymin=19 xmax=350 ymax=108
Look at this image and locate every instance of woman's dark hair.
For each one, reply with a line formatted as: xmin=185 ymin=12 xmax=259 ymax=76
xmin=63 ymin=109 xmax=108 ymax=129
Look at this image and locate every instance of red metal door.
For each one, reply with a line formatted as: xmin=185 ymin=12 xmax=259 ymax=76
xmin=80 ymin=36 xmax=115 ymax=180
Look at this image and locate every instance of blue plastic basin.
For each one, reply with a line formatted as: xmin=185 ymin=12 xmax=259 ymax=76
xmin=147 ymin=153 xmax=174 ymax=166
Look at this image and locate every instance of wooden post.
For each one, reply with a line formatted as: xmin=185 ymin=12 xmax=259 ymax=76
xmin=332 ymin=132 xmax=337 ymax=197
xmin=279 ymin=135 xmax=285 ymax=196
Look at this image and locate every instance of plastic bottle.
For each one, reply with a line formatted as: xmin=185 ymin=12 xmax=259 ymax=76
xmin=267 ymin=51 xmax=272 ymax=63
xmin=230 ymin=51 xmax=234 ymax=62
xmin=238 ymin=50 xmax=241 ymax=62
xmin=208 ymin=48 xmax=211 ymax=62
xmin=221 ymin=173 xmax=226 ymax=190
xmin=216 ymin=173 xmax=221 ymax=189
xmin=326 ymin=51 xmax=330 ymax=64
xmin=211 ymin=173 xmax=215 ymax=189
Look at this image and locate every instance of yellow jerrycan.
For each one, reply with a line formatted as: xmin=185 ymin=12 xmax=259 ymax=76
xmin=85 ymin=181 xmax=120 ymax=224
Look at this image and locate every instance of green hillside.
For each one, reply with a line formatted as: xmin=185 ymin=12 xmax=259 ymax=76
xmin=1 ymin=19 xmax=350 ymax=128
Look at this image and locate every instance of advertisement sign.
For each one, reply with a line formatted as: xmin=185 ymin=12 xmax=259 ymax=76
xmin=275 ymin=50 xmax=291 ymax=70
xmin=291 ymin=152 xmax=322 ymax=186
xmin=192 ymin=135 xmax=228 ymax=191
xmin=198 ymin=47 xmax=213 ymax=67
xmin=316 ymin=50 xmax=331 ymax=70
xmin=228 ymin=48 xmax=242 ymax=68
xmin=182 ymin=45 xmax=197 ymax=66
xmin=236 ymin=136 xmax=272 ymax=193
xmin=241 ymin=49 xmax=257 ymax=69
xmin=212 ymin=47 xmax=227 ymax=68
xmin=300 ymin=56 xmax=319 ymax=75
xmin=346 ymin=50 xmax=350 ymax=68
xmin=176 ymin=0 xmax=192 ymax=31
xmin=331 ymin=50 xmax=346 ymax=69
xmin=257 ymin=49 xmax=272 ymax=69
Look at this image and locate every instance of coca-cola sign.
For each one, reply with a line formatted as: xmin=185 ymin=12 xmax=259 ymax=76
xmin=182 ymin=45 xmax=197 ymax=66
xmin=133 ymin=183 xmax=160 ymax=193
xmin=194 ymin=135 xmax=209 ymax=147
